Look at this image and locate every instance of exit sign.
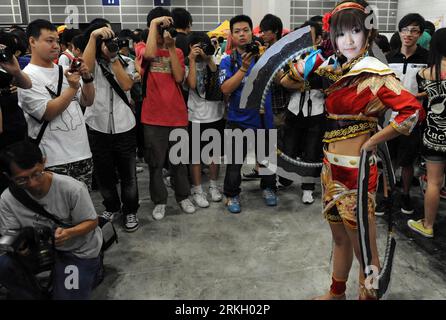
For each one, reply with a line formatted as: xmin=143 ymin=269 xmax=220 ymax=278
xmin=102 ymin=0 xmax=120 ymax=6
xmin=154 ymin=0 xmax=171 ymax=6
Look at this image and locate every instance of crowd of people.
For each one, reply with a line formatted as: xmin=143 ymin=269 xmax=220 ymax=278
xmin=0 ymin=0 xmax=444 ymax=300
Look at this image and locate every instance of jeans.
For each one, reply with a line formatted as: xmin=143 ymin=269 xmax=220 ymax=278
xmin=223 ymin=123 xmax=276 ymax=197
xmin=88 ymin=128 xmax=139 ymax=216
xmin=143 ymin=125 xmax=190 ymax=204
xmin=0 ymin=251 xmax=101 ymax=300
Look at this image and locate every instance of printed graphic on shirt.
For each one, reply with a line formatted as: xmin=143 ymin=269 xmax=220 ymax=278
xmin=150 ymin=56 xmax=172 ymax=74
xmin=45 ymin=83 xmax=83 ymax=133
xmin=219 ymin=68 xmax=226 ymax=85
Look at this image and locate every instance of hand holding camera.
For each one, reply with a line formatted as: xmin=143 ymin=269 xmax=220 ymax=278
xmin=54 ymin=227 xmax=72 ymax=247
xmin=189 ymin=44 xmax=204 ymax=61
xmin=65 ymin=68 xmax=81 ymax=90
xmin=0 ymin=43 xmax=21 ymax=77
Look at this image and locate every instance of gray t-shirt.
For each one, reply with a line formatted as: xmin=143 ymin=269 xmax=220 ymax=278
xmin=0 ymin=173 xmax=102 ymax=259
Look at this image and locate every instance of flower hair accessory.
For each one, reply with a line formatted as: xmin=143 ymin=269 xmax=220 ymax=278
xmin=322 ymin=12 xmax=332 ymax=32
xmin=322 ymin=2 xmax=366 ymax=33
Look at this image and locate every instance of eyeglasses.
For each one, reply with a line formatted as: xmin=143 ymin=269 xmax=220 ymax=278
xmin=400 ymin=27 xmax=421 ymax=35
xmin=13 ymin=171 xmax=45 ymax=186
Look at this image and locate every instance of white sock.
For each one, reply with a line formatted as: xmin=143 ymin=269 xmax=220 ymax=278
xmin=209 ymin=180 xmax=218 ymax=188
xmin=192 ymin=185 xmax=203 ymax=194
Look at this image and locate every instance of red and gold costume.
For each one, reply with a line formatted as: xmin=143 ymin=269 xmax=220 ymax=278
xmin=316 ymin=55 xmax=425 ymax=228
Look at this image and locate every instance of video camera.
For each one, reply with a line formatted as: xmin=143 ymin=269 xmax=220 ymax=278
xmin=0 ymin=226 xmax=54 ymax=273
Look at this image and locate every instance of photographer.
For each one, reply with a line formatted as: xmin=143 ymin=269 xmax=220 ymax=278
xmin=186 ymin=32 xmax=225 ymax=207
xmin=141 ymin=7 xmax=195 ymax=220
xmin=219 ymin=15 xmax=276 ymax=214
xmin=0 ymin=141 xmax=103 ymax=300
xmin=82 ymin=20 xmax=140 ymax=232
xmin=17 ymin=20 xmax=95 ymax=189
xmin=0 ymin=30 xmax=32 ymax=193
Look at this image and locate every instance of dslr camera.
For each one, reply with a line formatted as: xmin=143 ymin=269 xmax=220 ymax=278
xmin=0 ymin=226 xmax=54 ymax=273
xmin=244 ymin=42 xmax=260 ymax=56
xmin=0 ymin=44 xmax=13 ymax=63
xmin=103 ymin=37 xmax=120 ymax=54
xmin=158 ymin=24 xmax=177 ymax=38
xmin=199 ymin=42 xmax=215 ymax=56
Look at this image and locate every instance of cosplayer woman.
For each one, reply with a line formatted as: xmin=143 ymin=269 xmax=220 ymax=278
xmin=281 ymin=0 xmax=425 ymax=299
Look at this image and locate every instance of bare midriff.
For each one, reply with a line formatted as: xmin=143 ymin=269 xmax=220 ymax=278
xmin=327 ymin=132 xmax=371 ymax=156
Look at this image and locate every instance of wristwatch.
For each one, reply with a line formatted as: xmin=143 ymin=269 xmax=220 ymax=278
xmin=82 ymin=73 xmax=94 ymax=83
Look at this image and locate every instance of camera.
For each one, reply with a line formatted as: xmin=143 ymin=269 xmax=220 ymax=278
xmin=103 ymin=37 xmax=120 ymax=53
xmin=244 ymin=42 xmax=260 ymax=56
xmin=69 ymin=58 xmax=82 ymax=73
xmin=199 ymin=42 xmax=215 ymax=56
xmin=158 ymin=24 xmax=177 ymax=38
xmin=118 ymin=38 xmax=130 ymax=49
xmin=0 ymin=226 xmax=54 ymax=273
xmin=0 ymin=45 xmax=13 ymax=63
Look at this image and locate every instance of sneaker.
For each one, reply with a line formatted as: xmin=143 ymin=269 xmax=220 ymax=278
xmin=179 ymin=199 xmax=196 ymax=214
xmin=124 ymin=213 xmax=139 ymax=232
xmin=400 ymin=194 xmax=414 ymax=215
xmin=375 ymin=197 xmax=390 ymax=216
xmin=192 ymin=191 xmax=210 ymax=208
xmin=152 ymin=204 xmax=166 ymax=221
xmin=302 ymin=190 xmax=314 ymax=204
xmin=263 ymin=188 xmax=278 ymax=206
xmin=242 ymin=168 xmax=260 ymax=180
xmin=100 ymin=210 xmax=121 ymax=222
xmin=226 ymin=196 xmax=241 ymax=213
xmin=407 ymin=219 xmax=433 ymax=238
xmin=209 ymin=186 xmax=223 ymax=202
xmin=136 ymin=166 xmax=144 ymax=174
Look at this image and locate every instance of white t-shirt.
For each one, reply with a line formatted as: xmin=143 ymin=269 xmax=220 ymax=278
xmin=18 ymin=63 xmax=92 ymax=167
xmin=287 ymin=90 xmax=325 ymax=117
xmin=186 ymin=61 xmax=224 ymax=123
xmin=84 ymin=57 xmax=136 ymax=134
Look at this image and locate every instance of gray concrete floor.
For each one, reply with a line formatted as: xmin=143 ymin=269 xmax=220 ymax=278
xmin=91 ymin=162 xmax=446 ymax=300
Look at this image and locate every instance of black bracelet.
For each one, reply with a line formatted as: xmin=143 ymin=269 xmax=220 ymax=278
xmin=82 ymin=76 xmax=94 ymax=83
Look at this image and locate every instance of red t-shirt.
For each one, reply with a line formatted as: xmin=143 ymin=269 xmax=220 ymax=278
xmin=134 ymin=42 xmax=146 ymax=68
xmin=141 ymin=48 xmax=188 ymax=127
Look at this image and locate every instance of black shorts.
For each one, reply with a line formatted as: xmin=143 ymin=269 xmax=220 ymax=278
xmin=422 ymin=145 xmax=446 ymax=164
xmin=388 ymin=126 xmax=421 ymax=167
xmin=188 ymin=119 xmax=226 ymax=163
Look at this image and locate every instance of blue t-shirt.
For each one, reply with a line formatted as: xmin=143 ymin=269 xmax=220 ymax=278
xmin=219 ymin=52 xmax=274 ymax=129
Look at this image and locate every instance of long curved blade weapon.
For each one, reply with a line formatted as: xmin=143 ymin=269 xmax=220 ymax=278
xmin=240 ymin=26 xmax=312 ymax=112
xmin=357 ymin=143 xmax=397 ymax=300
xmin=239 ymin=26 xmax=323 ymax=170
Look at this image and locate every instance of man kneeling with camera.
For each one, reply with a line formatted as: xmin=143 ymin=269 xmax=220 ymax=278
xmin=0 ymin=141 xmax=103 ymax=299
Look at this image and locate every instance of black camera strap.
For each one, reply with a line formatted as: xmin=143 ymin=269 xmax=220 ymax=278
xmin=29 ymin=65 xmax=64 ymax=146
xmin=8 ymin=183 xmax=72 ymax=228
xmin=98 ymin=60 xmax=133 ymax=110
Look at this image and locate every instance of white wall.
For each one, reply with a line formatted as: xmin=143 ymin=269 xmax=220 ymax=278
xmin=397 ymin=0 xmax=446 ymax=29
xmin=243 ymin=0 xmax=291 ymax=30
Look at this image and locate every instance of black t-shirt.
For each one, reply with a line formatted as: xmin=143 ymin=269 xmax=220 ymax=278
xmin=0 ymin=69 xmax=27 ymax=146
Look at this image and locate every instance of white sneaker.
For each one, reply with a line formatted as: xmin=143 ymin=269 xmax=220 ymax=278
xmin=100 ymin=210 xmax=121 ymax=222
xmin=179 ymin=199 xmax=196 ymax=214
xmin=302 ymin=190 xmax=314 ymax=204
xmin=152 ymin=204 xmax=166 ymax=221
xmin=209 ymin=186 xmax=223 ymax=202
xmin=124 ymin=213 xmax=139 ymax=232
xmin=192 ymin=192 xmax=210 ymax=208
xmin=136 ymin=166 xmax=144 ymax=174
